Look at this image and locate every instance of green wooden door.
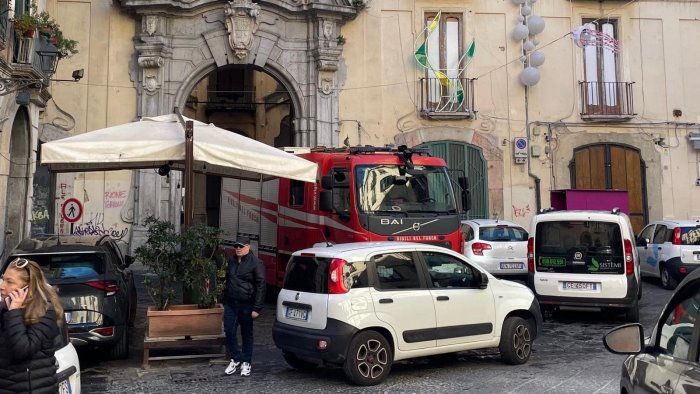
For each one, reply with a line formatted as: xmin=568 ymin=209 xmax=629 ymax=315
xmin=418 ymin=141 xmax=488 ymax=219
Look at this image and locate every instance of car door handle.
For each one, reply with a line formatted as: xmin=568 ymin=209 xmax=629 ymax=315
xmin=660 ymin=382 xmax=674 ymax=394
xmin=436 ymin=296 xmax=450 ymax=301
xmin=378 ymin=298 xmax=393 ymax=304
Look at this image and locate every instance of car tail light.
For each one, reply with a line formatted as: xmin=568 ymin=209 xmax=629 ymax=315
xmin=328 ymin=258 xmax=349 ymax=294
xmin=624 ymin=239 xmax=634 ymax=276
xmin=527 ymin=237 xmax=534 ymax=272
xmin=673 ymin=227 xmax=682 ymax=245
xmin=471 ymin=242 xmax=492 ymax=256
xmin=85 ymin=280 xmax=119 ymax=296
xmin=90 ymin=327 xmax=114 ymax=337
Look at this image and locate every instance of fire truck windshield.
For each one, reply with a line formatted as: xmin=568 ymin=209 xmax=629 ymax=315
xmin=355 ymin=165 xmax=457 ymax=214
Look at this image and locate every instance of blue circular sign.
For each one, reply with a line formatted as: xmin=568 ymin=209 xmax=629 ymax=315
xmin=516 ymin=138 xmax=527 ymax=149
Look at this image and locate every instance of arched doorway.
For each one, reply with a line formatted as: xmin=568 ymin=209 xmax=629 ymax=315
xmin=418 ymin=141 xmax=489 ymax=219
xmin=569 ymin=143 xmax=648 ymax=232
xmin=5 ymin=107 xmax=31 ymax=250
xmin=183 ymin=65 xmax=296 ymax=227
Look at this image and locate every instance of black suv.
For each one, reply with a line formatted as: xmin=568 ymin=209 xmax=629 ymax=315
xmin=4 ymin=235 xmax=137 ymax=359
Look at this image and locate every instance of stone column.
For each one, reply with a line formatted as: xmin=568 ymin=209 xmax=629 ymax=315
xmin=312 ymin=17 xmax=343 ymax=148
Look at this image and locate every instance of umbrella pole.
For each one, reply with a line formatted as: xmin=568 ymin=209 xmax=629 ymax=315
xmin=184 ymin=120 xmax=194 ymax=229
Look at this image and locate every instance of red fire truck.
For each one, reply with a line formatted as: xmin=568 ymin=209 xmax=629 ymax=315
xmin=219 ymin=145 xmax=470 ymax=287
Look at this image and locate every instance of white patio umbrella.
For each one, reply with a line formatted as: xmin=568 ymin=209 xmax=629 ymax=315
xmin=41 ymin=113 xmax=317 ymax=183
xmin=41 ymin=112 xmax=318 ymax=227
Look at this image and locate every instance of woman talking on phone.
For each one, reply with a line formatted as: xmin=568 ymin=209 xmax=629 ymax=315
xmin=0 ymin=258 xmax=64 ymax=393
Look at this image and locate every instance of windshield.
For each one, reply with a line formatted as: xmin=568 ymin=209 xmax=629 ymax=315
xmin=355 ymin=164 xmax=457 ymax=214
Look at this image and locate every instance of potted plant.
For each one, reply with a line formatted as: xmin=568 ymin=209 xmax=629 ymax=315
xmin=135 ymin=216 xmax=226 ymax=338
xmin=13 ymin=13 xmax=38 ymax=38
xmin=36 ymin=11 xmax=56 ymax=35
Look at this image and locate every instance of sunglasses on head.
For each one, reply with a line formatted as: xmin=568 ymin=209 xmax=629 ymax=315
xmin=11 ymin=258 xmax=30 ymax=269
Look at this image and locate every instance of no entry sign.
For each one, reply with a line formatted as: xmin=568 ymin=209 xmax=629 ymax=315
xmin=61 ymin=198 xmax=83 ymax=223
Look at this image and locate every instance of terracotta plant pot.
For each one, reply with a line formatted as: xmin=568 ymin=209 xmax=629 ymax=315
xmin=147 ymin=304 xmax=224 ymax=338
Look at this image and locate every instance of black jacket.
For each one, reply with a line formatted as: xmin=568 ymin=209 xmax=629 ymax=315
xmin=224 ymin=252 xmax=266 ymax=311
xmin=0 ymin=307 xmax=59 ymax=394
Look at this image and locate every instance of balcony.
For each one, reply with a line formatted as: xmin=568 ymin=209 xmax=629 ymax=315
xmin=0 ymin=32 xmax=61 ymax=97
xmin=579 ymin=81 xmax=636 ymax=121
xmin=420 ymin=77 xmax=476 ymax=120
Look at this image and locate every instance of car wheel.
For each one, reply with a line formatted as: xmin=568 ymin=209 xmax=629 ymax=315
xmin=499 ymin=316 xmax=533 ymax=365
xmin=625 ymin=300 xmax=639 ymax=322
xmin=343 ymin=330 xmax=392 ymax=386
xmin=660 ymin=264 xmax=678 ymax=290
xmin=283 ymin=351 xmax=318 ymax=371
xmin=108 ymin=328 xmax=129 ymax=360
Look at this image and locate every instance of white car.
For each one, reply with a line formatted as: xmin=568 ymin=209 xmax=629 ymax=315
xmin=461 ymin=219 xmax=529 ymax=277
xmin=527 ymin=208 xmax=641 ymax=321
xmin=272 ymin=242 xmax=542 ymax=386
xmin=55 ymin=319 xmax=81 ymax=394
xmin=636 ymin=219 xmax=700 ymax=289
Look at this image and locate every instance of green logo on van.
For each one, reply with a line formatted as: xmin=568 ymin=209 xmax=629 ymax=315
xmin=589 ymin=257 xmax=600 ymax=272
xmin=538 ymin=256 xmax=566 ymax=267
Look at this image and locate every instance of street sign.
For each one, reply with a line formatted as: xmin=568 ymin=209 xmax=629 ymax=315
xmin=61 ymin=198 xmax=83 ymax=223
xmin=513 ymin=137 xmax=528 ymax=164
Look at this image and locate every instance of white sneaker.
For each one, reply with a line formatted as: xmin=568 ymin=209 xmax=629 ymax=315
xmin=224 ymin=359 xmax=240 ymax=375
xmin=240 ymin=362 xmax=251 ymax=377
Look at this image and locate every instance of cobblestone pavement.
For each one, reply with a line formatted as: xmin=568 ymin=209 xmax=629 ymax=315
xmin=78 ymin=271 xmax=674 ymax=393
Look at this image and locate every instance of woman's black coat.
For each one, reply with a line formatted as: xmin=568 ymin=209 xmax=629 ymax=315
xmin=0 ymin=307 xmax=59 ymax=394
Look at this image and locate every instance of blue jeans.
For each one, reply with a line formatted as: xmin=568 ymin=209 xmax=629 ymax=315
xmin=223 ymin=304 xmax=254 ymax=363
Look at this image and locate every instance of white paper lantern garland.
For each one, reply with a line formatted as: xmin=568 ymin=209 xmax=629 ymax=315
xmin=512 ymin=0 xmax=546 ymax=86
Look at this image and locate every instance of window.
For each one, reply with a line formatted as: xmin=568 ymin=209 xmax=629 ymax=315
xmin=19 ymin=253 xmax=106 ymax=280
xmin=462 ymin=224 xmax=475 ymax=242
xmin=658 ymin=287 xmax=700 ymax=360
xmin=425 ymin=12 xmax=464 ymax=110
xmin=290 ymin=180 xmax=304 ymax=206
xmin=638 ymin=225 xmax=655 ymax=244
xmin=422 ymin=251 xmax=478 ymax=288
xmin=582 ymin=19 xmax=620 ymax=112
xmin=331 ymin=168 xmax=350 ymax=214
xmin=372 ymin=252 xmax=420 ymax=290
xmin=653 ymin=225 xmax=669 ymax=244
xmin=681 ymin=227 xmax=700 ymax=246
xmin=479 ymin=226 xmax=528 ymax=242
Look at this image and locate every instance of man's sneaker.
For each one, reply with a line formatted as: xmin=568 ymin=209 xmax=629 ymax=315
xmin=224 ymin=359 xmax=240 ymax=375
xmin=240 ymin=362 xmax=251 ymax=377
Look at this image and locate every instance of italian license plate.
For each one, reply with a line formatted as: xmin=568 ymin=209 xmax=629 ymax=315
xmin=58 ymin=379 xmax=71 ymax=394
xmin=563 ymin=281 xmax=598 ymax=291
xmin=285 ymin=307 xmax=309 ymax=321
xmin=500 ymin=262 xmax=524 ymax=270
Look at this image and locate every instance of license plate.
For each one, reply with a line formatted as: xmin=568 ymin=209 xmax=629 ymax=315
xmin=500 ymin=262 xmax=524 ymax=270
xmin=285 ymin=307 xmax=309 ymax=321
xmin=562 ymin=281 xmax=598 ymax=291
xmin=58 ymin=380 xmax=71 ymax=394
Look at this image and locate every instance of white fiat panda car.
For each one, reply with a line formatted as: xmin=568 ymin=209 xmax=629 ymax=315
xmin=527 ymin=208 xmax=641 ymax=321
xmin=273 ymin=242 xmax=542 ymax=386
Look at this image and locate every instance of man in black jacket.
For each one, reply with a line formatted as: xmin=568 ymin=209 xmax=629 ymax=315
xmin=223 ymin=236 xmax=265 ymax=377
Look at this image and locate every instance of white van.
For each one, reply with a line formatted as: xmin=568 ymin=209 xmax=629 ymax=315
xmin=526 ymin=208 xmax=641 ymax=321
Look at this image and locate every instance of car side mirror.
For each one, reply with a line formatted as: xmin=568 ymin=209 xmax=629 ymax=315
xmin=321 ymin=175 xmax=333 ymax=190
xmin=319 ymin=190 xmax=333 ymax=212
xmin=603 ymin=323 xmax=644 ymax=354
xmin=479 ymin=272 xmax=489 ymax=289
xmin=124 ymin=255 xmax=135 ymax=268
xmin=637 ymin=238 xmax=648 ymax=248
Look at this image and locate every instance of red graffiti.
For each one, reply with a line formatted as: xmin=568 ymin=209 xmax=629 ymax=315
xmin=512 ymin=204 xmax=531 ymax=218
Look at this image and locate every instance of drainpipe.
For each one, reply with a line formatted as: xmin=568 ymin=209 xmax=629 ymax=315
xmin=524 ymin=85 xmax=541 ymax=212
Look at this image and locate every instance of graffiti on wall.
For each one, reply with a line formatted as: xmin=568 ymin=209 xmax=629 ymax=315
xmin=512 ymin=204 xmax=531 ymax=218
xmin=105 ymin=190 xmax=127 ymax=209
xmin=73 ymin=213 xmax=129 ymax=241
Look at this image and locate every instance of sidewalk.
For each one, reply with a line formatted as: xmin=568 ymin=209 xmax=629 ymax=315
xmin=80 ymin=268 xmax=286 ymax=393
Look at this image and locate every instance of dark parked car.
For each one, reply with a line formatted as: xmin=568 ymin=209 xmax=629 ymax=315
xmin=4 ymin=235 xmax=137 ymax=359
xmin=604 ymin=268 xmax=700 ymax=393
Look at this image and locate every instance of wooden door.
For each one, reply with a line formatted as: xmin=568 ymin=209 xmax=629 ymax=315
xmin=571 ymin=144 xmax=647 ymax=233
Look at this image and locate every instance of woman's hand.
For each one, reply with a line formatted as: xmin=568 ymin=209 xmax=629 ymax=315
xmin=8 ymin=287 xmax=28 ymax=310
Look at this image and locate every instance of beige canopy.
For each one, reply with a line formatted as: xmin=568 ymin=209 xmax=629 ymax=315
xmin=41 ymin=114 xmax=318 ymax=183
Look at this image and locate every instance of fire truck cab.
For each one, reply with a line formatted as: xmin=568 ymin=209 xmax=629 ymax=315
xmin=219 ymin=145 xmax=470 ymax=287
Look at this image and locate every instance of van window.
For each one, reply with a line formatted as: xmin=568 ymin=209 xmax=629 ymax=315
xmin=535 ymin=221 xmax=624 ymax=274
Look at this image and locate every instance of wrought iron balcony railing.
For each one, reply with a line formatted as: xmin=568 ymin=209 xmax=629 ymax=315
xmin=420 ymin=77 xmax=476 ymax=119
xmin=579 ymin=81 xmax=636 ymax=120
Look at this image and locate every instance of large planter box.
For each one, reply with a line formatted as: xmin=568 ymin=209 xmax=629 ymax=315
xmin=147 ymin=304 xmax=224 ymax=338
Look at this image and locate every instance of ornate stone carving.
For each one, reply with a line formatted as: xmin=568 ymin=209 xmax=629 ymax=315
xmin=145 ymin=16 xmax=158 ymax=36
xmin=322 ymin=20 xmax=334 ymax=40
xmin=319 ymin=77 xmax=333 ymax=95
xmin=144 ymin=75 xmax=159 ymax=93
xmin=317 ymin=59 xmax=338 ymax=72
xmin=138 ymin=56 xmax=164 ymax=68
xmin=224 ymin=0 xmax=261 ymax=60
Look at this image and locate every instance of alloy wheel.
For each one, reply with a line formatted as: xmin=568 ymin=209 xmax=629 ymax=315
xmin=512 ymin=323 xmax=532 ymax=360
xmin=355 ymin=338 xmax=388 ymax=379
